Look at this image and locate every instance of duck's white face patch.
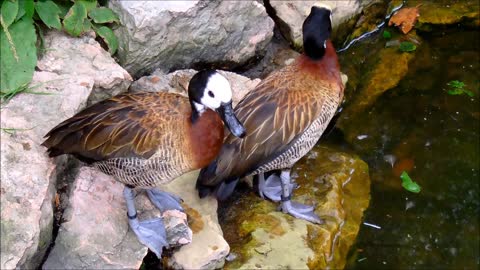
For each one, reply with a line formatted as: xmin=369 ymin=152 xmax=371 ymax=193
xmin=200 ymin=73 xmax=232 ymax=110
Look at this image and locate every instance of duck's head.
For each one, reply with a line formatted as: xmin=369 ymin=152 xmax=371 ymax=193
xmin=302 ymin=5 xmax=333 ymax=60
xmin=188 ymin=70 xmax=246 ymax=138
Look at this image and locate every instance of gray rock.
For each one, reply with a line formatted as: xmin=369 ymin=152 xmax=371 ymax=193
xmin=162 ymin=171 xmax=230 ymax=270
xmin=109 ymin=1 xmax=274 ymax=77
xmin=1 ymin=29 xmax=132 ymax=269
xmin=0 ymin=71 xmax=93 ymax=269
xmin=43 ymin=167 xmax=192 ymax=269
xmin=268 ymin=0 xmax=374 ymax=47
xmin=42 ymin=167 xmax=147 ymax=269
xmin=130 ymin=69 xmax=261 ymax=107
xmin=36 ymin=30 xmax=132 ymax=104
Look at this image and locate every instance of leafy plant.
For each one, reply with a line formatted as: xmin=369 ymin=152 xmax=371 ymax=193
xmin=382 ymin=30 xmax=392 ymax=40
xmin=446 ymin=80 xmax=474 ymax=97
xmin=399 ymin=41 xmax=416 ymax=52
xmin=400 ymin=171 xmax=421 ymax=193
xmin=0 ymin=0 xmax=119 ymax=98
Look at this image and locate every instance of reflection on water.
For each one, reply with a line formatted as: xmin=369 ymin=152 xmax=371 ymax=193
xmin=335 ymin=28 xmax=479 ymax=269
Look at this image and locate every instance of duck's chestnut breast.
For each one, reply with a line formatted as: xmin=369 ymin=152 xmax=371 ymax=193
xmin=188 ymin=109 xmax=225 ymax=169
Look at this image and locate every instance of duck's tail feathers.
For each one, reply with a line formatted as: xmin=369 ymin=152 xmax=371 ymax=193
xmin=214 ymin=178 xmax=239 ymax=201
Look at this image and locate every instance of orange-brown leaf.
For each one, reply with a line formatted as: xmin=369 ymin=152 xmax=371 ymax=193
xmin=388 ymin=5 xmax=421 ymax=34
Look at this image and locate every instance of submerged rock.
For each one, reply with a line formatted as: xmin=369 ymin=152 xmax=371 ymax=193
xmin=0 ymin=72 xmax=93 ymax=269
xmin=267 ymin=0 xmax=375 ymax=48
xmin=416 ymin=1 xmax=480 ymax=30
xmin=338 ymin=46 xmax=415 ymax=145
xmin=109 ymin=1 xmax=274 ymax=77
xmin=219 ymin=145 xmax=371 ymax=270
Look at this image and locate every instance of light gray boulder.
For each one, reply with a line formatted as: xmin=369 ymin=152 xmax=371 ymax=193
xmin=109 ymin=1 xmax=274 ymax=77
xmin=0 ymin=71 xmax=93 ymax=270
xmin=42 ymin=167 xmax=192 ymax=269
xmin=267 ymin=0 xmax=375 ymax=47
xmin=36 ymin=30 xmax=132 ymax=104
xmin=1 ymin=29 xmax=132 ymax=269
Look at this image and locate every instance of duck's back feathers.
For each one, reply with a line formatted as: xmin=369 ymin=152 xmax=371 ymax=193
xmin=43 ymin=92 xmax=191 ymax=163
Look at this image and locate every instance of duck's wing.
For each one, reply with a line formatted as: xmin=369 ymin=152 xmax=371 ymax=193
xmin=42 ymin=92 xmax=190 ymax=163
xmin=198 ymin=67 xmax=330 ymax=186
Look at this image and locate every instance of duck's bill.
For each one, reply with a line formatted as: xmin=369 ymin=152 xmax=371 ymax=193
xmin=217 ymin=101 xmax=246 ymax=138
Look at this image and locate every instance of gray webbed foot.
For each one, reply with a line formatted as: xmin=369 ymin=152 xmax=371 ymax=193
xmin=279 ymin=200 xmax=323 ymax=224
xmin=124 ymin=187 xmax=169 ymax=258
xmin=128 ymin=216 xmax=168 ymax=257
xmin=277 ymin=169 xmax=323 ymax=224
xmin=258 ymin=173 xmax=296 ymax=202
xmin=146 ymin=188 xmax=184 ymax=213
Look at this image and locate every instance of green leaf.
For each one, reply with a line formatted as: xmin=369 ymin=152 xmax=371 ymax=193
xmin=400 ymin=171 xmax=421 ymax=193
xmin=447 ymin=80 xmax=464 ymax=89
xmin=35 ymin=0 xmax=62 ymax=30
xmin=83 ymin=18 xmax=91 ymax=32
xmin=446 ymin=80 xmax=474 ymax=97
xmin=382 ymin=30 xmax=391 ymax=40
xmin=76 ymin=0 xmax=96 ymax=12
xmin=15 ymin=0 xmax=34 ymax=21
xmin=88 ymin=7 xmax=119 ymax=24
xmin=1 ymin=0 xmax=19 ymax=28
xmin=447 ymin=89 xmax=463 ymax=95
xmin=399 ymin=41 xmax=416 ymax=52
xmin=464 ymin=90 xmax=475 ymax=97
xmin=0 ymin=17 xmax=37 ymax=93
xmin=55 ymin=1 xmax=73 ymax=18
xmin=94 ymin=25 xmax=118 ymax=54
xmin=63 ymin=1 xmax=87 ymax=36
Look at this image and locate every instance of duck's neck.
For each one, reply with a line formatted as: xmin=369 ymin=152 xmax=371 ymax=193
xmin=298 ymin=40 xmax=341 ymax=84
xmin=190 ymin=101 xmax=205 ymax=123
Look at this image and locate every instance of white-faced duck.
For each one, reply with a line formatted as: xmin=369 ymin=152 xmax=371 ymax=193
xmin=196 ymin=5 xmax=344 ymax=224
xmin=42 ymin=70 xmax=246 ymax=256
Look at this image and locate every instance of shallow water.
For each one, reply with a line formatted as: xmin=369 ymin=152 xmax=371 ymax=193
xmin=334 ymin=27 xmax=480 ymax=269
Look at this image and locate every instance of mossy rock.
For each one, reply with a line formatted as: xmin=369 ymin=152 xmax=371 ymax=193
xmin=416 ymin=1 xmax=480 ymax=30
xmin=219 ymin=145 xmax=371 ymax=270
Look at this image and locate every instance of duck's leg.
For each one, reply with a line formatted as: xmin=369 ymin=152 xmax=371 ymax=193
xmin=124 ymin=187 xmax=168 ymax=257
xmin=258 ymin=172 xmax=298 ymax=203
xmin=278 ymin=169 xmax=323 ymax=224
xmin=146 ymin=188 xmax=184 ymax=213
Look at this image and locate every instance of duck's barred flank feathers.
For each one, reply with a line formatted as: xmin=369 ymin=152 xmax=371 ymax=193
xmin=94 ymin=157 xmax=185 ymax=187
xmin=250 ymin=93 xmax=339 ymax=175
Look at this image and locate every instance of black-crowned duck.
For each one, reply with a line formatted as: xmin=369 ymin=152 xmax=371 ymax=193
xmin=42 ymin=70 xmax=246 ymax=257
xmin=196 ymin=6 xmax=344 ymax=224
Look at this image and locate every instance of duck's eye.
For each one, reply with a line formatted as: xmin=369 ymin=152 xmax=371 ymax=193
xmin=208 ymin=90 xmax=215 ymax=98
